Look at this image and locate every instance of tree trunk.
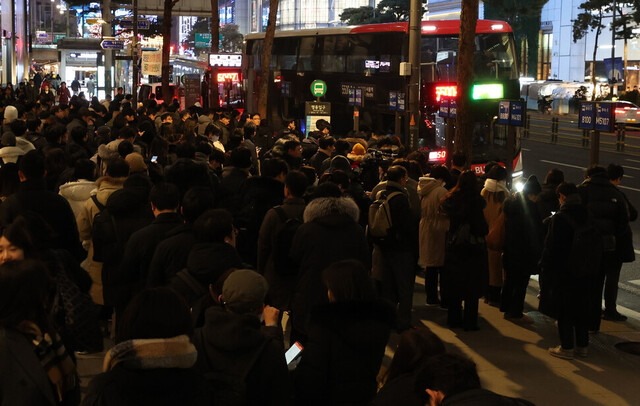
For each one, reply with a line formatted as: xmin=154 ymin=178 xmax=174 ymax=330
xmin=210 ymin=0 xmax=220 ymax=109
xmin=257 ymin=0 xmax=279 ymax=119
xmin=161 ymin=0 xmax=176 ymax=103
xmin=454 ymin=0 xmax=479 ymax=167
xmin=591 ymin=13 xmax=602 ymax=101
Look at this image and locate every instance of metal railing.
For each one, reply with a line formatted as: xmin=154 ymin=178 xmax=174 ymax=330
xmin=523 ymin=112 xmax=640 ymax=156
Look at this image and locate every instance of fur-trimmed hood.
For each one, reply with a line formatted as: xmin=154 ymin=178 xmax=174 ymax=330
xmin=303 ymin=196 xmax=360 ymax=223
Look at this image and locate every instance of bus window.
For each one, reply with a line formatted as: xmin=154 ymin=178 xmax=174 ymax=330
xmin=273 ymin=37 xmax=299 ymax=70
xmin=320 ymin=36 xmax=347 ymax=73
xmin=298 ymin=37 xmax=318 ymax=72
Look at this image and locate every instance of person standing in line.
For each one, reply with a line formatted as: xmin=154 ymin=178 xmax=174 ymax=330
xmin=540 ymin=182 xmax=593 ymax=360
xmin=578 ymin=165 xmax=630 ymax=330
xmin=481 ymin=165 xmax=509 ymax=307
xmin=417 ymin=165 xmax=451 ymax=306
xmin=376 ymin=165 xmax=419 ymax=332
xmin=501 ymin=175 xmax=544 ymax=324
xmin=439 ymin=171 xmax=489 ymax=331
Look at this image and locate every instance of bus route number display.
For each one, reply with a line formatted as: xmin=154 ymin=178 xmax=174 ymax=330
xmin=439 ymin=99 xmax=450 ymax=118
xmin=579 ymin=102 xmax=595 ymax=130
xmin=509 ymin=101 xmax=523 ymax=127
xmin=595 ymin=102 xmax=614 ymax=132
xmin=498 ymin=101 xmax=510 ymax=125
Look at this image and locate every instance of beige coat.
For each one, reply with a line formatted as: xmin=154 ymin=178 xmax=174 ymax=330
xmin=417 ymin=177 xmax=449 ymax=268
xmin=481 ymin=189 xmax=505 ymax=287
xmin=76 ymin=176 xmax=126 ymax=304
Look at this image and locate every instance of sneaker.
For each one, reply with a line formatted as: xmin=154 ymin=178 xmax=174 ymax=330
xmin=549 ymin=345 xmax=574 ymax=360
xmin=603 ymin=311 xmax=628 ymax=322
xmin=574 ymin=347 xmax=588 ymax=358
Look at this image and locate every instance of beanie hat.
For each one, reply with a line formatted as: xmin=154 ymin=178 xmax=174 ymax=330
xmin=523 ymin=175 xmax=542 ymax=196
xmin=350 ymin=143 xmax=366 ymax=156
xmin=222 ymin=269 xmax=268 ymax=315
xmin=125 ymin=152 xmax=148 ymax=173
xmin=3 ymin=106 xmax=18 ymax=123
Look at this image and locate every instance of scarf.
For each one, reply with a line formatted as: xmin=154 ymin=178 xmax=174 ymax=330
xmin=103 ymin=334 xmax=197 ymax=372
xmin=17 ymin=320 xmax=78 ymax=402
xmin=483 ymin=178 xmax=510 ymax=195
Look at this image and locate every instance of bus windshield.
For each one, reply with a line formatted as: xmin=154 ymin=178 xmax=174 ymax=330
xmin=421 ymin=32 xmax=517 ymax=82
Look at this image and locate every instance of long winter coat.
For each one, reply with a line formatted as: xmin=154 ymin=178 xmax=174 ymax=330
xmin=76 ymin=176 xmax=126 ymax=304
xmin=481 ymin=186 xmax=507 ymax=287
xmin=417 ymin=176 xmax=449 ymax=268
xmin=539 ymin=196 xmax=592 ymax=320
xmin=59 ymin=179 xmax=96 ymax=221
xmin=290 ymin=197 xmax=370 ymax=333
xmin=258 ymin=197 xmax=306 ymax=309
xmin=294 ymin=300 xmax=395 ymax=406
xmin=440 ymin=191 xmax=489 ymax=298
xmin=502 ymin=193 xmax=544 ymax=276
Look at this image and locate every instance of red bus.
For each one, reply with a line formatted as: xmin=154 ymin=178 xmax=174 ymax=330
xmin=244 ymin=20 xmax=523 ymax=181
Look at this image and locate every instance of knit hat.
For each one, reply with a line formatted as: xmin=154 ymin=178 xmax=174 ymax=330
xmin=3 ymin=106 xmax=18 ymax=123
xmin=222 ymin=269 xmax=268 ymax=315
xmin=125 ymin=152 xmax=147 ymax=173
xmin=522 ymin=175 xmax=542 ymax=196
xmin=1 ymin=132 xmax=16 ymax=147
xmin=350 ymin=143 xmax=366 ymax=156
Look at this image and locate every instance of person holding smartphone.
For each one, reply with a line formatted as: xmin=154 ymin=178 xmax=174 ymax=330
xmin=293 ymin=260 xmax=395 ymax=406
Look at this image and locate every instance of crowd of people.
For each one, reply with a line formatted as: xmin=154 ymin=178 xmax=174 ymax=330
xmin=0 ymin=86 xmax=635 ymax=406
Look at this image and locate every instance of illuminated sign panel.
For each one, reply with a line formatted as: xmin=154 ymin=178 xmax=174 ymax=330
xmin=217 ymin=72 xmax=240 ymax=82
xmin=429 ymin=150 xmax=447 ymax=161
xmin=471 ymin=84 xmax=504 ymax=100
xmin=209 ymin=54 xmax=242 ymax=67
xmin=435 ymin=85 xmax=457 ymax=102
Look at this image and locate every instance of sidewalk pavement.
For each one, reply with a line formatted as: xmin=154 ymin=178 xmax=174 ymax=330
xmin=400 ymin=276 xmax=640 ymax=406
xmin=77 ymin=276 xmax=640 ymax=405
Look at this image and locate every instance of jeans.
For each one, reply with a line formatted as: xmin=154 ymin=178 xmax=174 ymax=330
xmin=381 ymin=249 xmax=415 ymax=330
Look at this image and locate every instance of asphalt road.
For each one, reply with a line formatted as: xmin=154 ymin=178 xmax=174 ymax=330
xmin=522 ymin=132 xmax=640 ymax=314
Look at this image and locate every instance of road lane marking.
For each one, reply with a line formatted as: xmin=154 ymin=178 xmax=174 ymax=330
xmin=626 ymin=159 xmax=640 ymax=163
xmin=623 ymin=165 xmax=640 ymax=171
xmin=619 ymin=185 xmax=640 ymax=192
xmin=540 ymin=160 xmax=586 ymax=170
xmin=628 ymin=280 xmax=640 ymax=287
xmin=522 ymin=148 xmax=531 ymax=151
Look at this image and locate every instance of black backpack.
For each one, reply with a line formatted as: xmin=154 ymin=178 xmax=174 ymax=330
xmin=205 ymin=339 xmax=269 ymax=406
xmin=272 ymin=206 xmax=302 ymax=276
xmin=561 ymin=213 xmax=603 ymax=277
xmin=90 ymin=195 xmax=119 ymax=263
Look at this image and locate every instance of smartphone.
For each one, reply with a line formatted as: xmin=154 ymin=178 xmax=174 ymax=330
xmin=285 ymin=342 xmax=303 ymax=365
xmin=151 ymin=156 xmax=158 ymax=163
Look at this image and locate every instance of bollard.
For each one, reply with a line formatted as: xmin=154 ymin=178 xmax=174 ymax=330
xmin=551 ymin=117 xmax=558 ymax=143
xmin=614 ymin=124 xmax=627 ymax=151
xmin=524 ymin=115 xmax=530 ymax=138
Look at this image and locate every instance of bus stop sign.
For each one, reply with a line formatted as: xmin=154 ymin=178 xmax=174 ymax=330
xmin=311 ymin=80 xmax=327 ymax=98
